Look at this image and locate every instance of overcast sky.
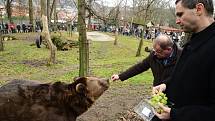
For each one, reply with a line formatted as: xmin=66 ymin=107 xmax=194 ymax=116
xmin=96 ymin=0 xmax=133 ymax=7
xmin=98 ymin=0 xmax=215 ymax=8
xmin=99 ymin=0 xmax=174 ymax=7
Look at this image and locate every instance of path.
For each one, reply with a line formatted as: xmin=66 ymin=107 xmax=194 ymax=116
xmin=87 ymin=31 xmax=114 ymax=41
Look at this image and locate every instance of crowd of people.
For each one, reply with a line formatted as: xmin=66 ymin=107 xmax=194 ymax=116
xmin=0 ymin=22 xmax=38 ymax=34
xmin=94 ymin=24 xmax=184 ymax=45
xmin=0 ymin=22 xmax=72 ymax=34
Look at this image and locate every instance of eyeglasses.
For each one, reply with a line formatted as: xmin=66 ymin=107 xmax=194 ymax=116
xmin=153 ymin=48 xmax=165 ymax=55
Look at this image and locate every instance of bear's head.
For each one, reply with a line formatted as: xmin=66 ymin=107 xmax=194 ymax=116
xmin=49 ymin=76 xmax=110 ymax=117
xmin=73 ymin=77 xmax=109 ymax=101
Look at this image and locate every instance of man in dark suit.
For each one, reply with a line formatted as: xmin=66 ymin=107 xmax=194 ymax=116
xmin=153 ymin=0 xmax=215 ymax=121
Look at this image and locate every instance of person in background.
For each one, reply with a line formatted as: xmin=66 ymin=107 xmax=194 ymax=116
xmin=16 ymin=24 xmax=21 ymax=33
xmin=153 ymin=0 xmax=215 ymax=121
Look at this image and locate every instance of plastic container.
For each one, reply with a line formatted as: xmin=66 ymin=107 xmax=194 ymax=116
xmin=134 ymin=100 xmax=155 ymax=121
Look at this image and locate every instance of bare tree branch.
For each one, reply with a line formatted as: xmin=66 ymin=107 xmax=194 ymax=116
xmin=85 ymin=0 xmax=124 ymax=23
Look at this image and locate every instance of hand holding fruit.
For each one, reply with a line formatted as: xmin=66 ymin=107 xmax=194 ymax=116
xmin=148 ymin=92 xmax=168 ymax=114
xmin=152 ymin=84 xmax=166 ymax=94
xmin=149 ymin=92 xmax=171 ymax=120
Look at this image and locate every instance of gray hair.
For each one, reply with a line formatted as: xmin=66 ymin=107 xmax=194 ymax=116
xmin=175 ymin=0 xmax=214 ymax=16
xmin=153 ymin=34 xmax=174 ymax=50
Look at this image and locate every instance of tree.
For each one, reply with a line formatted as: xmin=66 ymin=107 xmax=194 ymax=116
xmin=50 ymin=0 xmax=56 ymax=25
xmin=114 ymin=6 xmax=120 ymax=45
xmin=47 ymin=0 xmax=50 ymax=25
xmin=78 ymin=0 xmax=89 ymax=76
xmin=5 ymin=0 xmax=13 ymax=23
xmin=53 ymin=0 xmax=57 ymax=31
xmin=135 ymin=0 xmax=156 ymax=57
xmin=50 ymin=0 xmax=56 ymax=18
xmin=41 ymin=0 xmax=57 ymax=65
xmin=0 ymin=34 xmax=3 ymax=51
xmin=87 ymin=0 xmax=93 ymax=30
xmin=28 ymin=0 xmax=34 ymax=31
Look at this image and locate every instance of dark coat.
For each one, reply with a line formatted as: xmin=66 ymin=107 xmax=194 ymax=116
xmin=119 ymin=43 xmax=182 ymax=86
xmin=166 ymin=22 xmax=215 ymax=121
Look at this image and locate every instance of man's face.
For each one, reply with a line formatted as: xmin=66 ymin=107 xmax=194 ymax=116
xmin=175 ymin=1 xmax=198 ymax=33
xmin=153 ymin=44 xmax=172 ymax=59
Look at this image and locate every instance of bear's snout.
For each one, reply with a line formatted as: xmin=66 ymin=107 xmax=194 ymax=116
xmin=100 ymin=78 xmax=109 ymax=89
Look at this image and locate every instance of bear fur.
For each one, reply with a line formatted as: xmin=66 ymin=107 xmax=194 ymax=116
xmin=0 ymin=77 xmax=109 ymax=121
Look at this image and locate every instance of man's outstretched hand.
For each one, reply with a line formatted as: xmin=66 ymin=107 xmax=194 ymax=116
xmin=111 ymin=74 xmax=120 ymax=81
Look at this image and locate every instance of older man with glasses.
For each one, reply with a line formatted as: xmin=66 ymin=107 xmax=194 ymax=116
xmin=111 ymin=34 xmax=182 ymax=121
xmin=111 ymin=34 xmax=182 ymax=87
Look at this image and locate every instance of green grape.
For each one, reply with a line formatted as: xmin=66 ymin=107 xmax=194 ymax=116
xmin=163 ymin=96 xmax=168 ymax=101
xmin=148 ymin=92 xmax=168 ymax=114
xmin=160 ymin=99 xmax=167 ymax=105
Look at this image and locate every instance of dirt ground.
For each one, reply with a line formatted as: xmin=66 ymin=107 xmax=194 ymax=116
xmin=77 ymin=84 xmax=152 ymax=121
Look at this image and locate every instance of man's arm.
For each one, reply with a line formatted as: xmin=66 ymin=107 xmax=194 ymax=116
xmin=118 ymin=54 xmax=151 ymax=81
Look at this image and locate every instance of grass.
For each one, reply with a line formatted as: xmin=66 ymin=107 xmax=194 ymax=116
xmin=0 ymin=32 xmax=153 ymax=87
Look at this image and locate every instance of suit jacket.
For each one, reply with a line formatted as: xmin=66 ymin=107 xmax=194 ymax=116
xmin=166 ymin=22 xmax=215 ymax=121
xmin=119 ymin=43 xmax=182 ymax=86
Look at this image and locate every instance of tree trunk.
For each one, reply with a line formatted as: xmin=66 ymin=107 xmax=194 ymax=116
xmin=136 ymin=29 xmax=144 ymax=56
xmin=114 ymin=6 xmax=120 ymax=45
xmin=53 ymin=0 xmax=57 ymax=31
xmin=47 ymin=0 xmax=50 ymax=25
xmin=29 ymin=0 xmax=35 ymax=32
xmin=67 ymin=23 xmax=72 ymax=37
xmin=88 ymin=15 xmax=92 ymax=30
xmin=50 ymin=0 xmax=56 ymax=19
xmin=69 ymin=23 xmax=73 ymax=37
xmin=114 ymin=28 xmax=118 ymax=45
xmin=41 ymin=0 xmax=57 ymax=65
xmin=135 ymin=0 xmax=155 ymax=57
xmin=87 ymin=0 xmax=93 ymax=30
xmin=0 ymin=34 xmax=3 ymax=51
xmin=78 ymin=0 xmax=89 ymax=76
xmin=136 ymin=24 xmax=146 ymax=57
xmin=6 ymin=0 xmax=12 ymax=23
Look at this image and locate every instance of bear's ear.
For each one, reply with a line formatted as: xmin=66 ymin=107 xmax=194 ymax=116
xmin=75 ymin=83 xmax=86 ymax=93
xmin=73 ymin=76 xmax=79 ymax=81
xmin=73 ymin=77 xmax=87 ymax=82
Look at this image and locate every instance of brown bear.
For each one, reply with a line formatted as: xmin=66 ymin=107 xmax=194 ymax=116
xmin=0 ymin=77 xmax=109 ymax=121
